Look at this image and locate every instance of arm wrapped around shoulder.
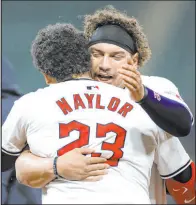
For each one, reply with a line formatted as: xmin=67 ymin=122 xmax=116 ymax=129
xmin=166 ymin=161 xmax=195 ymax=204
xmin=137 ymin=86 xmax=193 ymax=137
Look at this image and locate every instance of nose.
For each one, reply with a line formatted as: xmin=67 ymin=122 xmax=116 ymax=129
xmin=99 ymin=56 xmax=111 ymax=72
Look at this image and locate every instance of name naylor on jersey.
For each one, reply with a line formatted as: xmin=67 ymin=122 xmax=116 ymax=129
xmin=56 ymin=94 xmax=133 ymax=118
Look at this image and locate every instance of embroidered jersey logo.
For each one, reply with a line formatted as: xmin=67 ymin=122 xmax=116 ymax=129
xmin=153 ymin=92 xmax=161 ymax=101
xmin=173 ymin=187 xmax=187 ymax=194
xmin=164 ymin=91 xmax=183 ymax=101
xmin=184 ymin=196 xmax=195 ymax=204
xmin=176 ymin=94 xmax=183 ymax=100
xmin=173 ymin=187 xmax=195 ymax=204
xmin=87 ymin=86 xmax=99 ymax=90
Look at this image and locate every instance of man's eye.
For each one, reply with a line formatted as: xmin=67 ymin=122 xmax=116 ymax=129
xmin=92 ymin=53 xmax=102 ymax=57
xmin=113 ymin=55 xmax=123 ymax=60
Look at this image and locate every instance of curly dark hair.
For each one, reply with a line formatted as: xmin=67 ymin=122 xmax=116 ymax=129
xmin=83 ymin=5 xmax=152 ymax=67
xmin=31 ymin=23 xmax=90 ymax=82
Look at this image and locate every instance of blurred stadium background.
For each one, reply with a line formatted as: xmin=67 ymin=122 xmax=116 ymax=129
xmin=2 ymin=1 xmax=195 ymax=204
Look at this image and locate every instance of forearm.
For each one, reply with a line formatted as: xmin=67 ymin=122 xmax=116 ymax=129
xmin=166 ymin=162 xmax=195 ymax=204
xmin=15 ymin=150 xmax=55 ymax=188
xmin=137 ymin=86 xmax=192 ymax=137
xmin=2 ymin=151 xmax=18 ymax=172
xmin=166 ymin=164 xmax=192 ymax=195
xmin=2 ymin=144 xmax=29 ymax=172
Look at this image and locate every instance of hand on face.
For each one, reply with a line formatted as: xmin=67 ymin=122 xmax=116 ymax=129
xmin=118 ymin=57 xmax=144 ymax=102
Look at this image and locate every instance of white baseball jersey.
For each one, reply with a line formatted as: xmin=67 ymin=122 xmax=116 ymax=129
xmin=141 ymin=76 xmax=193 ymax=204
xmin=2 ymin=77 xmax=192 ymax=204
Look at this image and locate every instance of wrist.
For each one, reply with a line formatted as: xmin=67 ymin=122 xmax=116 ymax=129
xmin=53 ymin=156 xmax=63 ymax=178
xmin=53 ymin=156 xmax=63 ymax=179
xmin=44 ymin=158 xmax=56 ymax=180
xmin=136 ymin=85 xmax=148 ymax=104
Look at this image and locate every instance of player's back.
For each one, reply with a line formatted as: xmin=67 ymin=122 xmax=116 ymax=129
xmin=20 ymin=79 xmax=158 ymax=204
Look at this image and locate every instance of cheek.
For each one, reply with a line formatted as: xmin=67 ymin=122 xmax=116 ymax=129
xmin=109 ymin=62 xmax=121 ymax=73
xmin=112 ymin=59 xmax=127 ymax=70
xmin=91 ymin=59 xmax=99 ymax=72
xmin=116 ymin=74 xmax=123 ymax=83
xmin=111 ymin=74 xmax=124 ymax=88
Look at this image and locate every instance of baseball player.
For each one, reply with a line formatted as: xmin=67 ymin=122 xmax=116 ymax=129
xmin=3 ymin=21 xmax=195 ymax=204
xmin=83 ymin=6 xmax=195 ymax=204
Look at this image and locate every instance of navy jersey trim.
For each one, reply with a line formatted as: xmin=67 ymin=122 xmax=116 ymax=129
xmin=160 ymin=159 xmax=191 ymax=179
xmin=2 ymin=143 xmax=28 ymax=156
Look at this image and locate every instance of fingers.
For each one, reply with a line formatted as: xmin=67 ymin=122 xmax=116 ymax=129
xmin=118 ymin=62 xmax=141 ymax=83
xmin=127 ymin=54 xmax=139 ymax=65
xmin=118 ymin=68 xmax=141 ymax=84
xmin=88 ymin=169 xmax=108 ymax=177
xmin=82 ymin=176 xmax=103 ymax=182
xmin=122 ymin=75 xmax=140 ymax=90
xmin=124 ymin=82 xmax=137 ymax=92
xmin=120 ymin=65 xmax=140 ymax=76
xmin=86 ymin=163 xmax=110 ymax=172
xmin=78 ymin=148 xmax=95 ymax=155
xmin=86 ymin=157 xmax=107 ymax=165
xmin=118 ymin=62 xmax=142 ymax=92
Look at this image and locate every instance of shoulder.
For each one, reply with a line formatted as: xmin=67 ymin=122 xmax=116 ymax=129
xmin=141 ymin=75 xmax=178 ymax=92
xmin=14 ymin=87 xmax=48 ymax=108
xmin=97 ymin=81 xmax=129 ymax=97
xmin=75 ymin=79 xmax=126 ymax=94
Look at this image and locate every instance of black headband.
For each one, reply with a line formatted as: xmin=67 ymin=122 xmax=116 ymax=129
xmin=88 ymin=24 xmax=136 ymax=53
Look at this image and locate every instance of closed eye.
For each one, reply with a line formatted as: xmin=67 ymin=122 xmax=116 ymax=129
xmin=91 ymin=52 xmax=103 ymax=58
xmin=110 ymin=51 xmax=126 ymax=60
xmin=112 ymin=55 xmax=125 ymax=60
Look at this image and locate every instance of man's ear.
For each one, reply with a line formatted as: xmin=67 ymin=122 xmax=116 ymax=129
xmin=132 ymin=53 xmax=139 ymax=65
xmin=127 ymin=52 xmax=139 ymax=66
xmin=42 ymin=73 xmax=57 ymax=85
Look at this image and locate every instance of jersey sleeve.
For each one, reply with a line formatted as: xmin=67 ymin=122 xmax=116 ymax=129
xmin=143 ymin=76 xmax=194 ymax=125
xmin=154 ymin=128 xmax=192 ymax=179
xmin=2 ymin=100 xmax=27 ymax=156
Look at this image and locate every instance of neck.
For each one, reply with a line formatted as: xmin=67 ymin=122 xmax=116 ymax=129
xmin=72 ymin=72 xmax=92 ymax=80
